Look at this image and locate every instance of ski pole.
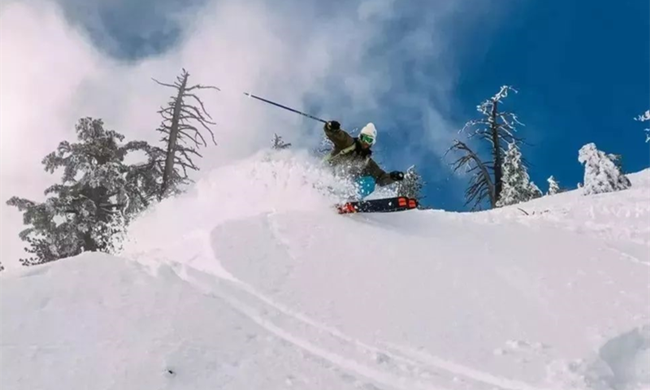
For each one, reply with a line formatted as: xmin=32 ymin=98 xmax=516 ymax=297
xmin=242 ymin=92 xmax=328 ymax=124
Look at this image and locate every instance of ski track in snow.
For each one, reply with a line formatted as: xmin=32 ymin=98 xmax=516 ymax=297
xmin=167 ymin=237 xmax=553 ymax=390
xmin=602 ymin=244 xmax=650 ymax=267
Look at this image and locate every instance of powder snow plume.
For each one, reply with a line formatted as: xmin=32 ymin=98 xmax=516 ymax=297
xmin=119 ymin=149 xmax=373 ymax=273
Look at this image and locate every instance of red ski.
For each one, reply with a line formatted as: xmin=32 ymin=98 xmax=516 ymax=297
xmin=336 ymin=196 xmax=419 ymax=214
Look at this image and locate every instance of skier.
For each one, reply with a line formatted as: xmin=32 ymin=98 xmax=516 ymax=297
xmin=323 ymin=120 xmax=404 ymax=198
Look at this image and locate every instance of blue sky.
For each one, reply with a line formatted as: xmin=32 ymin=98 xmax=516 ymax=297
xmin=451 ymin=0 xmax=650 ymax=206
xmin=375 ymin=0 xmax=650 ymax=210
xmin=50 ymin=0 xmax=650 ymax=211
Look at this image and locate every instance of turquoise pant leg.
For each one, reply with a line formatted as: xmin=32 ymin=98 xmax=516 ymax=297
xmin=355 ymin=176 xmax=376 ymax=199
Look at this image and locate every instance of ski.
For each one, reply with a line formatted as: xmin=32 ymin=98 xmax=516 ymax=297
xmin=336 ymin=196 xmax=418 ymax=214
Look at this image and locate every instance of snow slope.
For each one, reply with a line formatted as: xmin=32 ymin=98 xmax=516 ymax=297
xmin=1 ymin=150 xmax=649 ymax=390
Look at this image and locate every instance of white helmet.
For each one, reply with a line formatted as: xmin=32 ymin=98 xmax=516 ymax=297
xmin=359 ymin=123 xmax=377 ymax=145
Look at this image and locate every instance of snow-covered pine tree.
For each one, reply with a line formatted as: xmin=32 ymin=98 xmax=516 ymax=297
xmin=6 ymin=117 xmax=156 ymax=266
xmin=635 ymin=109 xmax=650 ymax=142
xmin=272 ymin=133 xmax=291 ymax=149
xmin=547 ymin=175 xmax=560 ymax=195
xmin=528 ymin=181 xmax=543 ymax=199
xmin=124 ymin=143 xmax=167 ymax=206
xmin=152 ymin=68 xmax=218 ymax=200
xmin=607 ymin=153 xmax=625 ymax=174
xmin=397 ymin=165 xmax=424 ymax=201
xmin=496 ymin=142 xmax=539 ymax=207
xmin=578 ymin=142 xmax=631 ymax=195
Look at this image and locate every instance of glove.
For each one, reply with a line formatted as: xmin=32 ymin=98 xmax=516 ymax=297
xmin=389 ymin=171 xmax=404 ymax=181
xmin=326 ymin=120 xmax=341 ymax=130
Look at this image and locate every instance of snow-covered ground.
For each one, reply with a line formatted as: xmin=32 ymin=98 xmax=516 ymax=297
xmin=2 ymin=151 xmax=649 ymax=390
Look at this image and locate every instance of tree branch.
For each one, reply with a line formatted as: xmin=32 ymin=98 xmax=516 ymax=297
xmin=446 ymin=140 xmax=496 ymax=209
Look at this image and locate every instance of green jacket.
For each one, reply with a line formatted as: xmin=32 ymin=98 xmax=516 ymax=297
xmin=323 ymin=124 xmax=396 ymax=186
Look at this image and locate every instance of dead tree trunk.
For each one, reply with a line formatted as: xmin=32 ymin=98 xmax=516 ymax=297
xmin=152 ymin=68 xmax=218 ymax=200
xmin=448 ymin=85 xmax=524 ymax=210
xmin=490 ymin=99 xmax=503 ymax=201
xmin=160 ymin=72 xmax=189 ymax=199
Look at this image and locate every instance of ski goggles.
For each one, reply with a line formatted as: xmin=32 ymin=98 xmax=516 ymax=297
xmin=359 ymin=134 xmax=374 ymax=144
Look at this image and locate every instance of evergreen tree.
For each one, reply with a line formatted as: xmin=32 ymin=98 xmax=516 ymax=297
xmin=578 ymin=142 xmax=631 ymax=195
xmin=547 ymin=175 xmax=560 ymax=195
xmin=528 ymin=181 xmax=543 ymax=199
xmin=272 ymin=133 xmax=291 ymax=150
xmin=152 ymin=68 xmax=218 ymax=200
xmin=607 ymin=153 xmax=625 ymax=174
xmin=6 ymin=117 xmax=155 ymax=266
xmin=496 ymin=142 xmax=539 ymax=207
xmin=397 ymin=165 xmax=425 ymax=201
xmin=125 ymin=143 xmax=167 ymax=207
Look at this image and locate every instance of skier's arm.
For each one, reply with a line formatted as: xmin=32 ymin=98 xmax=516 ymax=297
xmin=366 ymin=159 xmax=393 ymax=186
xmin=324 ymin=121 xmax=354 ymax=150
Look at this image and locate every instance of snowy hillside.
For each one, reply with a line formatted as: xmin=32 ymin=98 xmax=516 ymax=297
xmin=1 ymin=151 xmax=648 ymax=390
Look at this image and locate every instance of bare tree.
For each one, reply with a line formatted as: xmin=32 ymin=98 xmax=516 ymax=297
xmin=446 ymin=140 xmax=495 ymax=210
xmin=272 ymin=133 xmax=291 ymax=149
xmin=447 ymin=85 xmax=527 ymax=210
xmin=152 ymin=68 xmax=218 ymax=199
xmin=462 ymin=86 xmax=524 ymax=199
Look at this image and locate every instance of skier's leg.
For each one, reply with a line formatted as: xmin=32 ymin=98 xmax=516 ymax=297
xmin=354 ymin=176 xmax=376 ymax=199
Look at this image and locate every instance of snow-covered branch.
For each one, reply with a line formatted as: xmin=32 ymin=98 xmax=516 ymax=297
xmin=634 ymin=109 xmax=650 ymax=142
xmin=636 ymin=110 xmax=650 ymax=122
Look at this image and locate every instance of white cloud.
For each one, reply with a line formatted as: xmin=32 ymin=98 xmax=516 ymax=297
xmin=0 ymin=0 xmax=505 ymax=268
